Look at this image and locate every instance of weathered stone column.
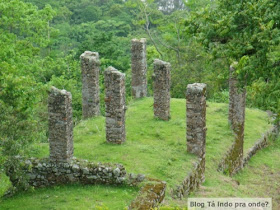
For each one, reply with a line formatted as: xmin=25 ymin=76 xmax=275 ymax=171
xmin=80 ymin=51 xmax=100 ymax=119
xmin=228 ymin=62 xmax=237 ymax=125
xmin=186 ymin=83 xmax=207 ymax=158
xmin=227 ymin=63 xmax=246 ymax=174
xmin=153 ymin=59 xmax=171 ymax=121
xmin=228 ymin=63 xmax=246 ymax=132
xmin=131 ymin=38 xmax=147 ymax=98
xmin=48 ymin=86 xmax=73 ymax=162
xmin=104 ymin=67 xmax=126 ymax=144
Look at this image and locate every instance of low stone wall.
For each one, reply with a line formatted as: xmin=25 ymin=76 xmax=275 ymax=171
xmin=217 ymin=140 xmax=243 ymax=175
xmin=243 ymin=125 xmax=279 ymax=167
xmin=15 ymin=158 xmax=127 ymax=188
xmin=129 ymin=178 xmax=166 ymax=209
xmin=172 ymin=157 xmax=205 ymax=199
xmin=219 ymin=124 xmax=279 ymax=175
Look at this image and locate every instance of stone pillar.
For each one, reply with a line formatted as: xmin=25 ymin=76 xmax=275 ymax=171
xmin=228 ymin=62 xmax=237 ymax=125
xmin=80 ymin=51 xmax=100 ymax=119
xmin=228 ymin=64 xmax=246 ymax=172
xmin=153 ymin=59 xmax=171 ymax=121
xmin=48 ymin=86 xmax=73 ymax=162
xmin=104 ymin=67 xmax=126 ymax=144
xmin=186 ymin=83 xmax=207 ymax=157
xmin=131 ymin=38 xmax=147 ymax=98
xmin=228 ymin=63 xmax=246 ymax=132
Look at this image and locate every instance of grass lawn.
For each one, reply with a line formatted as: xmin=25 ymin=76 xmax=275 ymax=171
xmin=168 ymin=136 xmax=280 ymax=209
xmin=0 ymin=97 xmax=273 ymax=209
xmin=0 ymin=184 xmax=138 ymax=210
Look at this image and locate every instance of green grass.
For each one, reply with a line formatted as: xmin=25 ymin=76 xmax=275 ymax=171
xmin=168 ymin=136 xmax=280 ymax=209
xmin=0 ymin=97 xmax=274 ymax=209
xmin=0 ymin=184 xmax=138 ymax=210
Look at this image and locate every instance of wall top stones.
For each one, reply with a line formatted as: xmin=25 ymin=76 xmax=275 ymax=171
xmin=153 ymin=59 xmax=171 ymax=69
xmin=104 ymin=66 xmax=125 ymax=77
xmin=131 ymin=38 xmax=146 ymax=44
xmin=186 ymin=83 xmax=207 ymax=95
xmin=49 ymin=86 xmax=72 ymax=98
xmin=80 ymin=51 xmax=100 ymax=65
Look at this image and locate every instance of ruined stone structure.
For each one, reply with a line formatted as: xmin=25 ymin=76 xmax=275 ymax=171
xmin=8 ymin=157 xmax=127 ymax=188
xmin=153 ymin=59 xmax=171 ymax=121
xmin=48 ymin=87 xmax=73 ymax=162
xmin=131 ymin=38 xmax=147 ymax=98
xmin=170 ymin=83 xmax=208 ymax=198
xmin=104 ymin=67 xmax=126 ymax=144
xmin=223 ymin=64 xmax=246 ymax=175
xmin=243 ymin=125 xmax=278 ymax=167
xmin=172 ymin=157 xmax=205 ymax=198
xmin=80 ymin=51 xmax=100 ymax=119
xmin=129 ymin=178 xmax=166 ymax=209
xmin=186 ymin=83 xmax=207 ymax=157
xmin=228 ymin=63 xmax=246 ymax=130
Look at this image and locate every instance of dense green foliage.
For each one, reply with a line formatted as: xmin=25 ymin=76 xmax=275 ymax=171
xmin=186 ymin=0 xmax=280 ymax=115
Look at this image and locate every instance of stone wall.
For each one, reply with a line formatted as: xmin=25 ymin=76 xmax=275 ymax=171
xmin=243 ymin=124 xmax=279 ymax=167
xmin=131 ymin=38 xmax=147 ymax=98
xmin=172 ymin=157 xmax=205 ymax=199
xmin=222 ymin=64 xmax=246 ymax=175
xmin=19 ymin=158 xmax=126 ymax=188
xmin=48 ymin=87 xmax=73 ymax=162
xmin=153 ymin=59 xmax=171 ymax=121
xmin=129 ymin=178 xmax=166 ymax=209
xmin=80 ymin=51 xmax=100 ymax=118
xmin=217 ymin=139 xmax=243 ymax=175
xmin=104 ymin=67 xmax=126 ymax=144
xmin=219 ymin=124 xmax=279 ymax=175
xmin=186 ymin=83 xmax=207 ymax=157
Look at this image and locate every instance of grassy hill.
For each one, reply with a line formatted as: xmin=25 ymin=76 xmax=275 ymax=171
xmin=0 ymin=97 xmax=275 ymax=209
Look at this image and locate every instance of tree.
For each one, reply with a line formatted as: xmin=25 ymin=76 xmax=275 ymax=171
xmin=0 ymin=0 xmax=55 ymax=191
xmin=186 ymin=0 xmax=280 ymax=117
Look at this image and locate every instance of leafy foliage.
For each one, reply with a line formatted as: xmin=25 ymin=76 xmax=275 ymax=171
xmin=186 ymin=0 xmax=280 ymax=115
